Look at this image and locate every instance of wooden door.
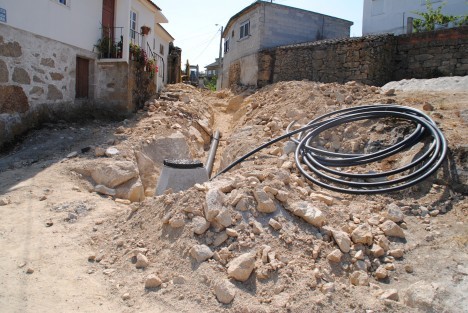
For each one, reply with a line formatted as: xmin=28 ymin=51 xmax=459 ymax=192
xmin=102 ymin=0 xmax=115 ymax=39
xmin=76 ymin=57 xmax=89 ymax=99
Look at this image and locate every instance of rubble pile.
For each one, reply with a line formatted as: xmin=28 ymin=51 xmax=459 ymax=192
xmin=81 ymin=80 xmax=467 ymax=312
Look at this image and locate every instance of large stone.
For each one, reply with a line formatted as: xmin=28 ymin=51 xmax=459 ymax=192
xmin=215 ymin=279 xmax=236 ymax=304
xmin=331 ymin=229 xmax=351 ymax=253
xmin=29 ymin=86 xmax=44 ymax=96
xmin=288 ymin=201 xmax=325 ymax=228
xmin=191 ymin=216 xmax=210 ymax=235
xmin=253 ymin=189 xmax=277 ymax=213
xmin=227 ymin=253 xmax=256 ymax=282
xmin=135 ymin=150 xmax=157 ymax=195
xmin=327 ymin=249 xmax=343 ymax=263
xmin=349 ymin=271 xmax=369 ymax=286
xmin=402 ymin=281 xmax=437 ymax=310
xmin=351 ymin=223 xmax=373 ymax=245
xmin=47 ymin=84 xmax=63 ymax=100
xmin=40 ymin=58 xmax=55 ymax=68
xmin=12 ymin=67 xmax=30 ymax=84
xmin=135 ymin=253 xmax=149 ymax=268
xmin=0 ymin=85 xmax=29 ymax=114
xmin=384 ymin=203 xmax=404 ymax=223
xmin=0 ymin=40 xmax=22 ymax=57
xmin=50 ymin=72 xmax=64 ymax=81
xmin=205 ymin=189 xmax=225 ymax=221
xmin=190 ymin=244 xmax=213 ymax=262
xmin=380 ymin=289 xmax=399 ymax=301
xmin=115 ymin=177 xmax=145 ymax=202
xmin=88 ymin=161 xmax=139 ymax=188
xmin=0 ymin=59 xmax=8 ymax=83
xmin=380 ymin=220 xmax=405 ymax=238
xmin=142 ymin=131 xmax=191 ymax=165
xmin=94 ymin=184 xmax=116 ymax=196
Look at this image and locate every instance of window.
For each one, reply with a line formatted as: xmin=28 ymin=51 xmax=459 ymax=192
xmin=0 ymin=8 xmax=6 ymax=23
xmin=224 ymin=37 xmax=230 ymax=53
xmin=371 ymin=0 xmax=384 ymax=16
xmin=240 ymin=20 xmax=250 ymax=39
xmin=130 ymin=10 xmax=137 ymax=40
xmin=50 ymin=0 xmax=70 ymax=7
xmin=160 ymin=44 xmax=165 ymax=56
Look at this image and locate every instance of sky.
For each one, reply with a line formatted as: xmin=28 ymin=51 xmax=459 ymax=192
xmin=155 ymin=0 xmax=364 ymax=71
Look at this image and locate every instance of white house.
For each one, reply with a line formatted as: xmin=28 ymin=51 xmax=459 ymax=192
xmin=0 ymin=0 xmax=174 ymax=148
xmin=0 ymin=0 xmax=172 ymax=91
xmin=220 ymin=1 xmax=353 ymax=89
xmin=362 ymin=0 xmax=467 ymax=35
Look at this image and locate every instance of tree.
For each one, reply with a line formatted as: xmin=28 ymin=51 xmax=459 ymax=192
xmin=412 ymin=0 xmax=466 ymax=32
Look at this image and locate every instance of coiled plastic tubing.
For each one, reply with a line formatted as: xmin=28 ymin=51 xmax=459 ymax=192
xmin=214 ymin=104 xmax=447 ymax=194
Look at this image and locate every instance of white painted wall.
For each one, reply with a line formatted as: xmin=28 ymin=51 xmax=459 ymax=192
xmin=0 ymin=0 xmax=101 ymax=52
xmin=363 ymin=0 xmax=467 ymax=35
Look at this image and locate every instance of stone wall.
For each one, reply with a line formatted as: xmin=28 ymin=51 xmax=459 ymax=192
xmin=394 ymin=27 xmax=468 ymax=80
xmin=257 ymin=26 xmax=468 ymax=88
xmin=0 ymin=24 xmax=96 ymax=148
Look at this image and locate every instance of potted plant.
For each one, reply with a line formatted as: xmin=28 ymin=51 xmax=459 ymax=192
xmin=140 ymin=25 xmax=151 ymax=35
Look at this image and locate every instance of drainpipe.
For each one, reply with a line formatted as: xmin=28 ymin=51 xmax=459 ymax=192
xmin=205 ymin=130 xmax=220 ymax=178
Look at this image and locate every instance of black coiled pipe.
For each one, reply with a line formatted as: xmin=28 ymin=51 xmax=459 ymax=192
xmin=213 ymin=105 xmax=447 ymax=194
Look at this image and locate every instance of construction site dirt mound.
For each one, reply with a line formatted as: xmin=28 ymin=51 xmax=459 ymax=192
xmin=0 ymin=77 xmax=467 ymax=313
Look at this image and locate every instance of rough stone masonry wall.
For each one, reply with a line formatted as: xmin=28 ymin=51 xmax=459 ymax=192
xmin=257 ymin=26 xmax=468 ymax=87
xmin=0 ymin=24 xmax=96 ymax=149
xmin=394 ymin=27 xmax=468 ymax=80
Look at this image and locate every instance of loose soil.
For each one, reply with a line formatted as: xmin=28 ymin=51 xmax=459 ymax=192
xmin=0 ymin=77 xmax=467 ymax=313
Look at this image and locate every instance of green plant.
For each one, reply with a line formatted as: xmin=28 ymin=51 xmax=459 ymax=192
xmin=206 ymin=75 xmax=217 ymax=91
xmin=95 ymin=36 xmax=117 ymax=58
xmin=146 ymin=59 xmax=158 ymax=78
xmin=412 ymin=0 xmax=465 ymax=32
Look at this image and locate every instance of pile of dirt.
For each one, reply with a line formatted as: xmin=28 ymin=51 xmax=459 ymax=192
xmin=80 ymin=79 xmax=467 ymax=312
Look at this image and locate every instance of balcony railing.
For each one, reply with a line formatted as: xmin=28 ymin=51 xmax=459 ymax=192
xmin=146 ymin=42 xmax=165 ymax=81
xmin=97 ymin=26 xmax=124 ymax=59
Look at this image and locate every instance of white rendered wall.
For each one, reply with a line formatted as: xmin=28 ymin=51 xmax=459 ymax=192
xmin=0 ymin=0 xmax=101 ymax=52
xmin=363 ymin=0 xmax=467 ymax=35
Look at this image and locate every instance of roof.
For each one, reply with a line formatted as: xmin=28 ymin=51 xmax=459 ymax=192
xmin=205 ymin=60 xmax=221 ymax=69
xmin=222 ymin=0 xmax=353 ymax=38
xmin=146 ymin=0 xmax=161 ymax=11
xmin=155 ymin=24 xmax=175 ymax=41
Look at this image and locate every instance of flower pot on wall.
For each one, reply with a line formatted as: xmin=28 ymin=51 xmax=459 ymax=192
xmin=141 ymin=26 xmax=151 ymax=35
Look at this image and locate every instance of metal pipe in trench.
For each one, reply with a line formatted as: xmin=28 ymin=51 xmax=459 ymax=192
xmin=205 ymin=130 xmax=220 ymax=179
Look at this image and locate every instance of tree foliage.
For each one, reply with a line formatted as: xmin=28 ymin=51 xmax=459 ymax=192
xmin=412 ymin=0 xmax=467 ymax=32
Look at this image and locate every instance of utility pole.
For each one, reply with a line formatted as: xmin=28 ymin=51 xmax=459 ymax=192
xmin=217 ymin=25 xmax=223 ymax=90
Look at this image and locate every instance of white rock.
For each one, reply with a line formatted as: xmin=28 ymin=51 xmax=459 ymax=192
xmin=190 ymin=244 xmax=214 ymax=262
xmin=380 ymin=289 xmax=399 ymax=301
xmin=145 ymin=274 xmax=162 ymax=288
xmin=332 ymin=229 xmax=352 ymax=253
xmin=384 ymin=203 xmax=404 ymax=223
xmin=94 ymin=146 xmax=106 ymax=157
xmin=377 ymin=235 xmax=391 ymax=251
xmin=192 ymin=216 xmax=210 ymax=235
xmin=283 ymin=141 xmax=297 ymax=155
xmin=327 ymin=249 xmax=343 ymax=263
xmin=370 ymin=244 xmax=385 ymax=258
xmin=350 ymin=271 xmax=369 ymax=286
xmin=215 ymin=279 xmax=237 ymax=304
xmin=253 ymin=189 xmax=277 ymax=213
xmin=251 ymin=220 xmax=264 ymax=234
xmin=115 ymin=177 xmax=145 ymax=202
xmin=94 ymin=184 xmax=116 ymax=196
xmin=288 ymin=201 xmax=325 ymax=228
xmin=213 ymin=232 xmax=228 ymax=247
xmin=121 ymin=293 xmax=130 ymax=300
xmin=380 ymin=220 xmax=405 ymax=238
xmin=85 ymin=160 xmax=139 ymax=188
xmin=275 ymin=190 xmax=289 ymax=203
xmin=227 ymin=253 xmax=256 ymax=282
xmin=135 ymin=253 xmax=149 ymax=268
xmin=105 ymin=147 xmax=120 ymax=157
xmin=226 ymin=228 xmax=239 ymax=237
xmin=169 ymin=216 xmax=185 ymax=228
xmin=205 ymin=189 xmax=224 ymax=221
xmin=67 ymin=151 xmax=78 ymax=158
xmin=351 ymin=223 xmax=373 ymax=245
xmin=215 ymin=209 xmax=232 ymax=228
xmin=309 ymin=193 xmax=334 ymax=205
xmin=402 ymin=281 xmax=437 ymax=309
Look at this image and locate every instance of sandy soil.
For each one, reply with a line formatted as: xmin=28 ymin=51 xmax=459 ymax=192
xmin=0 ymin=78 xmax=467 ymax=313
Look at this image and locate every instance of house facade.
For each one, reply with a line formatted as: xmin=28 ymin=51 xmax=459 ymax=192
xmin=0 ymin=0 xmax=173 ymax=148
xmin=362 ymin=0 xmax=467 ymax=35
xmin=220 ymin=1 xmax=353 ymax=88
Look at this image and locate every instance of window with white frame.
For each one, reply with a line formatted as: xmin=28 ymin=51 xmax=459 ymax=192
xmin=240 ymin=20 xmax=250 ymax=39
xmin=130 ymin=10 xmax=137 ymax=40
xmin=371 ymin=0 xmax=384 ymax=16
xmin=224 ymin=37 xmax=230 ymax=53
